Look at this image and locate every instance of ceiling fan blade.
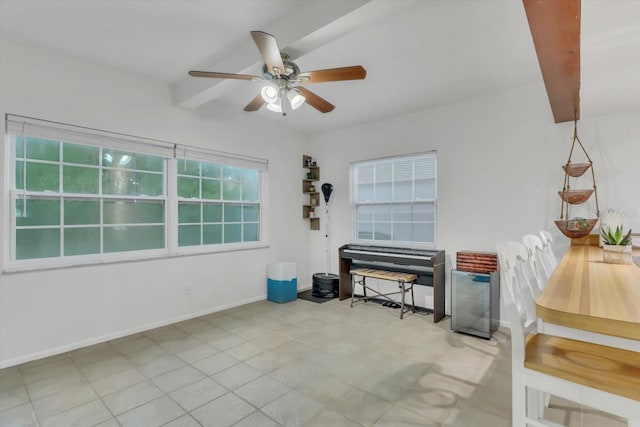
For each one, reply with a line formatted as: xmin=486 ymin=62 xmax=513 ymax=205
xmin=243 ymin=93 xmax=265 ymax=112
xmin=296 ymin=87 xmax=335 ymax=113
xmin=298 ymin=66 xmax=366 ymax=83
xmin=189 ymin=71 xmax=263 ymax=81
xmin=250 ymin=31 xmax=286 ymax=76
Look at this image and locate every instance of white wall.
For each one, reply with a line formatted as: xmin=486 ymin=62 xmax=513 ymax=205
xmin=2 ymin=39 xmax=638 ymax=366
xmin=0 ymin=40 xmax=314 ymax=367
xmin=309 ymin=83 xmax=640 ymax=318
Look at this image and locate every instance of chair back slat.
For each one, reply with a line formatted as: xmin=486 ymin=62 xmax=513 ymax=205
xmin=522 ymin=234 xmax=551 ymax=295
xmin=539 ymin=230 xmax=558 ymax=270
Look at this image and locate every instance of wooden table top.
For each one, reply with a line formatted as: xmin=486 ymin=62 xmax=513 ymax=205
xmin=535 ymin=245 xmax=640 ymax=340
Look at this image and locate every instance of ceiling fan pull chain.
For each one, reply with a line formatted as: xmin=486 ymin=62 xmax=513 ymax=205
xmin=280 ymin=86 xmax=287 ymax=117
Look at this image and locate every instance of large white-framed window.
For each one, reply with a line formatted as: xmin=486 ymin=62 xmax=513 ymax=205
xmin=4 ymin=115 xmax=267 ymax=271
xmin=12 ymin=137 xmax=167 ymax=263
xmin=351 ymin=151 xmax=437 ymax=246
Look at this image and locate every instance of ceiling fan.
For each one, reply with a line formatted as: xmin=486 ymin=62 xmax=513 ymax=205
xmin=188 ymin=31 xmax=366 ymax=115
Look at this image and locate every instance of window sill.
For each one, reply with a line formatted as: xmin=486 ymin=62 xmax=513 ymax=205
xmin=2 ymin=243 xmax=270 ymax=275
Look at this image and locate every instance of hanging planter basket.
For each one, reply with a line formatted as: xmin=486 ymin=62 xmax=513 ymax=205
xmin=562 ymin=162 xmax=591 ymax=177
xmin=554 ymin=218 xmax=598 ymax=239
xmin=555 ymin=120 xmax=600 ymax=239
xmin=557 ymin=189 xmax=594 ymax=204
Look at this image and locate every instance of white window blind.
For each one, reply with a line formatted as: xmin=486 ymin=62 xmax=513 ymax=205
xmin=351 ymin=152 xmax=437 ymax=246
xmin=6 ymin=115 xmax=173 ymax=158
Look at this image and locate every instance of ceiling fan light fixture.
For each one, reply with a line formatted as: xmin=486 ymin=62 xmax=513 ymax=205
xmin=189 ymin=32 xmax=366 ymax=115
xmin=260 ymin=85 xmax=279 ymax=104
xmin=287 ymin=88 xmax=305 ymax=110
xmin=266 ymin=102 xmax=282 ymax=113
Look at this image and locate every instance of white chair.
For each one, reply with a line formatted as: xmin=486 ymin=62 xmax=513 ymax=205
xmin=521 ymin=234 xmax=550 ymax=296
xmin=498 ymin=240 xmax=640 ymax=427
xmin=496 ymin=241 xmax=538 ymax=328
xmin=497 ymin=241 xmax=548 ymax=418
xmin=538 ymin=230 xmax=558 ymax=271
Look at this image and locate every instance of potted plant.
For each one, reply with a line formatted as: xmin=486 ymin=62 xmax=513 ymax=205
xmin=600 ymin=225 xmax=633 ymax=264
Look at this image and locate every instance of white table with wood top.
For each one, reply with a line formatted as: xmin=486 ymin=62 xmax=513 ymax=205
xmin=535 ymin=244 xmax=640 ymax=352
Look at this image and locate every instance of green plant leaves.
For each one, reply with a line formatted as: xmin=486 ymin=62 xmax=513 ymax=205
xmin=600 ymin=225 xmax=632 ymax=245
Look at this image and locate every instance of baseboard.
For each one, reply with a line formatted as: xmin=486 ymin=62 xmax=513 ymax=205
xmin=0 ymin=294 xmax=266 ymax=369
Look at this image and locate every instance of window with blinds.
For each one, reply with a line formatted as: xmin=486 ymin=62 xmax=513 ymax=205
xmin=4 ymin=115 xmax=267 ymax=270
xmin=351 ymin=152 xmax=437 ymax=245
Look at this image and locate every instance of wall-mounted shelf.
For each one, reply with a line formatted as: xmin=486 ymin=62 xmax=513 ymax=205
xmin=302 ymin=155 xmax=320 ymax=230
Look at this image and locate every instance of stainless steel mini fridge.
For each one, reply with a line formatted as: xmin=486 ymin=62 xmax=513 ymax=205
xmin=451 ymin=270 xmax=499 ymax=339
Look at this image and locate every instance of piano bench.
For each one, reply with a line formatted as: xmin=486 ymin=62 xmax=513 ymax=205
xmin=349 ymin=268 xmax=418 ymax=319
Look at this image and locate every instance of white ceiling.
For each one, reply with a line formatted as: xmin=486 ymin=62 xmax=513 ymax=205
xmin=1 ymin=0 xmax=639 ymax=136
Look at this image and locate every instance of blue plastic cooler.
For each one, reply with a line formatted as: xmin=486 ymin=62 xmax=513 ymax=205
xmin=267 ymin=262 xmax=297 ymax=303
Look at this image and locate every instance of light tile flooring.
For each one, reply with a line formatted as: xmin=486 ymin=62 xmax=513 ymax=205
xmin=0 ymin=298 xmax=626 ymax=427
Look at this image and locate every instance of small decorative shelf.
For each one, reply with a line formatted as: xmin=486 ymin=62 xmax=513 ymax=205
xmin=302 ymin=155 xmax=320 ymax=231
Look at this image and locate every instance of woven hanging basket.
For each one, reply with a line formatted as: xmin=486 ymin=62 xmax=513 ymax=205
xmin=555 ymin=120 xmax=600 ymax=240
xmin=557 ymin=189 xmax=594 ymax=204
xmin=562 ymin=162 xmax=591 ymax=177
xmin=555 ymin=218 xmax=598 ymax=239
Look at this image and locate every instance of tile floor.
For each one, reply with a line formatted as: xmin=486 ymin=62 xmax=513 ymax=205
xmin=0 ymin=298 xmax=626 ymax=426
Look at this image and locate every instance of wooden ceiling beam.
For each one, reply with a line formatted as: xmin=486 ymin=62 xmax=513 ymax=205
xmin=523 ymin=0 xmax=581 ymax=123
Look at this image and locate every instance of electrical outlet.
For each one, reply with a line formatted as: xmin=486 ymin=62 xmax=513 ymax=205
xmin=184 ymin=286 xmax=192 ymax=296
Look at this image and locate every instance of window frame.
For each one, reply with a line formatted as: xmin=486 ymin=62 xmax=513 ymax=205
xmin=173 ymin=158 xmax=264 ymax=255
xmin=3 ymin=115 xmax=268 ymax=272
xmin=350 ymin=151 xmax=437 ymax=248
